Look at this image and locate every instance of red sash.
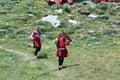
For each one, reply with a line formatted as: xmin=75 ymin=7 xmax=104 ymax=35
xmin=55 ymin=0 xmax=62 ymax=4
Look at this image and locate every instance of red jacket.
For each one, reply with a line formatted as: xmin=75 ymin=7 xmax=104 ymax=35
xmin=57 ymin=37 xmax=66 ymax=49
xmin=56 ymin=37 xmax=68 ymax=57
xmin=31 ymin=31 xmax=41 ymax=48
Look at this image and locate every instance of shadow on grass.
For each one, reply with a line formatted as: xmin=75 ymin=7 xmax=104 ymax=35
xmin=37 ymin=54 xmax=48 ymax=59
xmin=62 ymin=64 xmax=80 ymax=69
xmin=51 ymin=64 xmax=80 ymax=72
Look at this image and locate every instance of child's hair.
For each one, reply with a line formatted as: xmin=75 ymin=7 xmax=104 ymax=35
xmin=37 ymin=26 xmax=40 ymax=29
xmin=58 ymin=31 xmax=65 ymax=38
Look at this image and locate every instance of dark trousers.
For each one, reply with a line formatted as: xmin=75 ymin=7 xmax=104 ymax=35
xmin=34 ymin=47 xmax=40 ymax=56
xmin=58 ymin=57 xmax=64 ymax=66
xmin=47 ymin=1 xmax=55 ymax=6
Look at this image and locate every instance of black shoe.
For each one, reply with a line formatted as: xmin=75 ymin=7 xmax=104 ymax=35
xmin=35 ymin=55 xmax=39 ymax=59
xmin=58 ymin=66 xmax=62 ymax=70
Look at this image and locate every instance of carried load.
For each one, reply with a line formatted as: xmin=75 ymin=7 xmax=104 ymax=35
xmin=47 ymin=0 xmax=73 ymax=6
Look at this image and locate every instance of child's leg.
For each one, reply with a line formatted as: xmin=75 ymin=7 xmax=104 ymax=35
xmin=34 ymin=47 xmax=40 ymax=56
xmin=58 ymin=57 xmax=64 ymax=70
xmin=61 ymin=57 xmax=64 ymax=66
xmin=58 ymin=57 xmax=62 ymax=66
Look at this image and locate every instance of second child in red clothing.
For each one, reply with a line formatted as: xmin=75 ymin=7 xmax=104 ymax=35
xmin=30 ymin=27 xmax=42 ymax=58
xmin=55 ymin=31 xmax=72 ymax=70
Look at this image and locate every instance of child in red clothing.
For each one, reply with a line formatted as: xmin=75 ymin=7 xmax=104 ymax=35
xmin=30 ymin=27 xmax=42 ymax=58
xmin=55 ymin=31 xmax=72 ymax=70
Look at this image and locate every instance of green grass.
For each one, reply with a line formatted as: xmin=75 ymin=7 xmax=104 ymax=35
xmin=1 ymin=45 xmax=120 ymax=80
xmin=0 ymin=49 xmax=56 ymax=80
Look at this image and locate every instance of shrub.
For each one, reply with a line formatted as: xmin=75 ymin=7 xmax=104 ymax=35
xmin=27 ymin=8 xmax=41 ymax=16
xmin=0 ymin=30 xmax=6 ymax=38
xmin=113 ymin=21 xmax=120 ymax=26
xmin=96 ymin=3 xmax=108 ymax=11
xmin=45 ymin=32 xmax=57 ymax=40
xmin=16 ymin=29 xmax=27 ymax=34
xmin=108 ymin=8 xmax=118 ymax=15
xmin=65 ymin=28 xmax=75 ymax=35
xmin=60 ymin=21 xmax=69 ymax=28
xmin=88 ymin=31 xmax=101 ymax=38
xmin=96 ymin=10 xmax=105 ymax=15
xmin=8 ymin=32 xmax=16 ymax=39
xmin=0 ymin=23 xmax=11 ymax=29
xmin=87 ymin=6 xmax=96 ymax=13
xmin=40 ymin=25 xmax=55 ymax=33
xmin=63 ymin=4 xmax=71 ymax=13
xmin=102 ymin=29 xmax=116 ymax=36
xmin=96 ymin=15 xmax=109 ymax=20
xmin=79 ymin=21 xmax=89 ymax=27
xmin=32 ymin=20 xmax=53 ymax=27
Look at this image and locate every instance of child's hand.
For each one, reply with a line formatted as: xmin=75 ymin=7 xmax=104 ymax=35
xmin=54 ymin=38 xmax=58 ymax=44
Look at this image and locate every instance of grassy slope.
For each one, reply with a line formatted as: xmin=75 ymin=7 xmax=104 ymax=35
xmin=0 ymin=49 xmax=56 ymax=80
xmin=0 ymin=0 xmax=120 ymax=80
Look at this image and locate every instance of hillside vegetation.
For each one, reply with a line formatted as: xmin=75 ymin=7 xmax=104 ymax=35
xmin=0 ymin=0 xmax=120 ymax=80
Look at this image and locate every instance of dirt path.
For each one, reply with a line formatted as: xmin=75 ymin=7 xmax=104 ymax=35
xmin=0 ymin=46 xmax=64 ymax=79
xmin=0 ymin=46 xmax=32 ymax=61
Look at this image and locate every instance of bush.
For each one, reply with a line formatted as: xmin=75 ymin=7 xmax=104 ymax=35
xmin=79 ymin=21 xmax=89 ymax=27
xmin=63 ymin=4 xmax=71 ymax=13
xmin=45 ymin=32 xmax=57 ymax=40
xmin=40 ymin=25 xmax=55 ymax=32
xmin=16 ymin=29 xmax=27 ymax=34
xmin=113 ymin=21 xmax=120 ymax=26
xmin=65 ymin=28 xmax=75 ymax=35
xmin=87 ymin=6 xmax=96 ymax=13
xmin=108 ymin=8 xmax=118 ymax=15
xmin=32 ymin=20 xmax=53 ymax=27
xmin=96 ymin=10 xmax=105 ymax=15
xmin=88 ymin=31 xmax=101 ymax=38
xmin=7 ymin=32 xmax=16 ymax=39
xmin=60 ymin=21 xmax=69 ymax=28
xmin=96 ymin=15 xmax=109 ymax=20
xmin=102 ymin=29 xmax=117 ymax=36
xmin=27 ymin=8 xmax=41 ymax=16
xmin=0 ymin=23 xmax=11 ymax=29
xmin=96 ymin=3 xmax=108 ymax=11
xmin=0 ymin=30 xmax=7 ymax=38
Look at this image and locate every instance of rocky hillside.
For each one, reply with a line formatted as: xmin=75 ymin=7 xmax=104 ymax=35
xmin=0 ymin=0 xmax=120 ymax=49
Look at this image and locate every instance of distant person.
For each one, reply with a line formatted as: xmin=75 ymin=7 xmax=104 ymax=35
xmin=94 ymin=0 xmax=111 ymax=3
xmin=54 ymin=31 xmax=72 ymax=70
xmin=55 ymin=0 xmax=63 ymax=5
xmin=47 ymin=0 xmax=73 ymax=6
xmin=55 ymin=0 xmax=73 ymax=5
xmin=47 ymin=0 xmax=63 ymax=5
xmin=30 ymin=27 xmax=42 ymax=58
xmin=111 ymin=0 xmax=120 ymax=2
xmin=47 ymin=0 xmax=56 ymax=6
xmin=68 ymin=0 xmax=73 ymax=5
